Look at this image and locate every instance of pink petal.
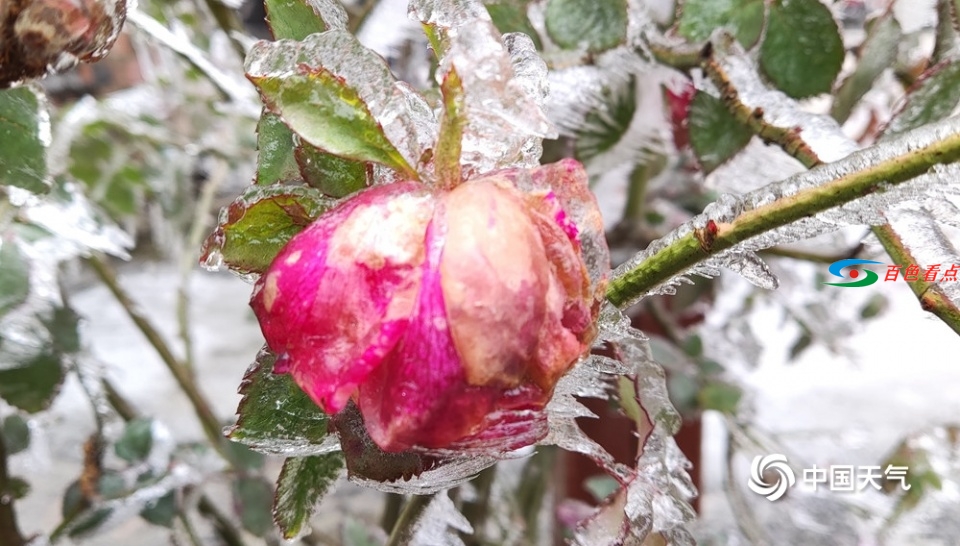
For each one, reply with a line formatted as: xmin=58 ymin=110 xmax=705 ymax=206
xmin=250 ymin=182 xmax=434 ymax=413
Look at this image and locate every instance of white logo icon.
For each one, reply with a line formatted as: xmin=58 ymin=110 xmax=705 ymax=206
xmin=748 ymin=454 xmax=796 ymax=501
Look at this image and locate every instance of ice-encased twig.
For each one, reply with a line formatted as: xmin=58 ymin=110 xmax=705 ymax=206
xmin=606 ymin=115 xmax=960 ymax=309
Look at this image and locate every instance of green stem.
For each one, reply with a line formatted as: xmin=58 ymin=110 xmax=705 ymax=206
xmin=87 ymin=254 xmax=231 ymax=462
xmin=0 ymin=434 xmax=27 ymax=546
xmin=385 ymin=494 xmax=434 ymax=546
xmin=380 ymin=493 xmax=404 ymax=533
xmin=760 ymin=244 xmax=864 ymax=265
xmin=605 ymin=116 xmax=960 ymax=307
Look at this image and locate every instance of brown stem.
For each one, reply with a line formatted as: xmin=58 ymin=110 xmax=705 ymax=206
xmin=0 ymin=433 xmax=27 ymax=546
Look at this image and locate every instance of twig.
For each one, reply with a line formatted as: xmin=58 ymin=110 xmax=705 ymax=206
xmin=385 ymin=494 xmax=434 ymax=546
xmin=722 ymin=437 xmax=771 ymax=545
xmin=606 ymin=115 xmax=960 ymax=307
xmin=0 ymin=434 xmax=27 ymax=546
xmin=460 ymin=466 xmax=495 ymax=544
xmin=760 ymin=243 xmax=864 ymax=264
xmin=701 ymin=52 xmax=960 ymax=335
xmin=177 ymin=157 xmax=227 ymax=374
xmin=380 ymin=493 xmax=404 ymax=533
xmin=126 ymin=10 xmax=250 ymax=104
xmin=86 ymin=254 xmax=232 ymax=462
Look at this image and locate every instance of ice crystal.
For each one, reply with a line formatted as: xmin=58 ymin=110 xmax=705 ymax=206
xmin=408 ymin=492 xmax=474 ymax=546
xmin=437 ymin=20 xmax=556 ymax=177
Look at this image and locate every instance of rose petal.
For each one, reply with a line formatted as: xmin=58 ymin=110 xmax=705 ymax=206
xmin=250 ymin=182 xmax=434 ymax=413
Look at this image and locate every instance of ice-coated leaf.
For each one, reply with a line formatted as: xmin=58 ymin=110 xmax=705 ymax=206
xmin=688 ymin=91 xmax=753 ymax=173
xmin=759 ymin=0 xmax=844 ymax=98
xmin=295 ymin=144 xmax=369 ymax=197
xmin=228 ymin=346 xmax=337 ymax=456
xmin=200 ymin=185 xmax=334 ymax=275
xmin=575 ymin=75 xmax=637 ymax=162
xmin=67 ymin=121 xmax=149 ymax=219
xmin=234 ymin=476 xmax=275 ymax=537
xmin=0 ymin=305 xmax=77 ymax=413
xmin=566 ymin=305 xmax=695 ymax=544
xmin=256 ymin=113 xmax=302 ymax=186
xmin=485 ymin=1 xmax=542 ymax=50
xmin=264 ymin=0 xmax=347 ymax=40
xmin=246 ymin=32 xmax=422 ymax=179
xmin=273 ymin=453 xmax=345 ymax=539
xmin=831 ymin=14 xmax=902 ymax=123
xmin=544 ymin=0 xmax=628 ymax=53
xmin=677 ymin=0 xmax=765 ymax=47
xmin=884 ymin=208 xmax=960 ymax=312
xmin=0 ymin=237 xmax=30 ymax=319
xmin=0 ymin=86 xmax=49 ymax=194
xmin=1 ymin=414 xmax=30 ymax=455
xmin=408 ymin=492 xmax=473 ymax=546
xmin=885 ymin=61 xmax=960 ymax=136
xmin=438 ymin=21 xmax=556 ymax=177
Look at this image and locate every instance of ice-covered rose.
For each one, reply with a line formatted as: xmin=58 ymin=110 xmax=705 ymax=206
xmin=251 ymin=159 xmax=608 ymax=452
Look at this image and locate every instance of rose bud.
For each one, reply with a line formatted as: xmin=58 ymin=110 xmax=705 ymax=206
xmin=250 ymin=159 xmax=608 ymax=452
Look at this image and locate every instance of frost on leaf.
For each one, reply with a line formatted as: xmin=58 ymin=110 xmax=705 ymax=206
xmin=611 ymin=110 xmax=960 ymax=304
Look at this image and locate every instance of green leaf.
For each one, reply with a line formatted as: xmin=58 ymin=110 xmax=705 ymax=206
xmin=0 ymin=237 xmax=30 ymax=319
xmin=759 ymin=0 xmax=844 ymax=98
xmin=860 ymin=294 xmax=889 ymax=319
xmin=832 ymin=15 xmax=902 ymax=123
xmin=233 ymin=476 xmax=275 ymax=537
xmin=140 ymin=490 xmax=177 ymax=528
xmin=201 ymin=185 xmax=334 ymax=275
xmin=295 ymin=143 xmax=369 ymax=197
xmin=575 ymin=76 xmax=637 ymax=162
xmin=688 ymin=91 xmax=753 ymax=172
xmin=256 ymin=113 xmax=302 ymax=186
xmin=681 ymin=334 xmax=703 ymax=358
xmin=273 ymin=453 xmax=345 ymax=539
xmin=115 ymin=418 xmax=154 ymax=462
xmin=5 ymin=476 xmax=29 ymax=499
xmin=68 ymin=122 xmax=148 ymax=219
xmin=223 ymin=439 xmax=267 ymax=471
xmin=0 ymin=86 xmax=48 ymax=194
xmin=45 ymin=304 xmax=81 ymax=355
xmin=677 ymin=0 xmax=765 ymax=47
xmin=246 ymin=33 xmax=417 ymax=179
xmin=1 ymin=414 xmax=30 ymax=455
xmin=486 ymin=1 xmax=542 ymax=50
xmin=436 ymin=67 xmax=466 ymax=186
xmin=264 ymin=0 xmax=344 ymax=41
xmin=699 ymin=382 xmax=742 ymax=414
xmin=884 ymin=61 xmax=960 ymax=136
xmin=544 ymin=0 xmax=628 ymax=53
xmin=228 ymin=346 xmax=333 ymax=455
xmin=0 ymin=348 xmax=64 ymax=413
